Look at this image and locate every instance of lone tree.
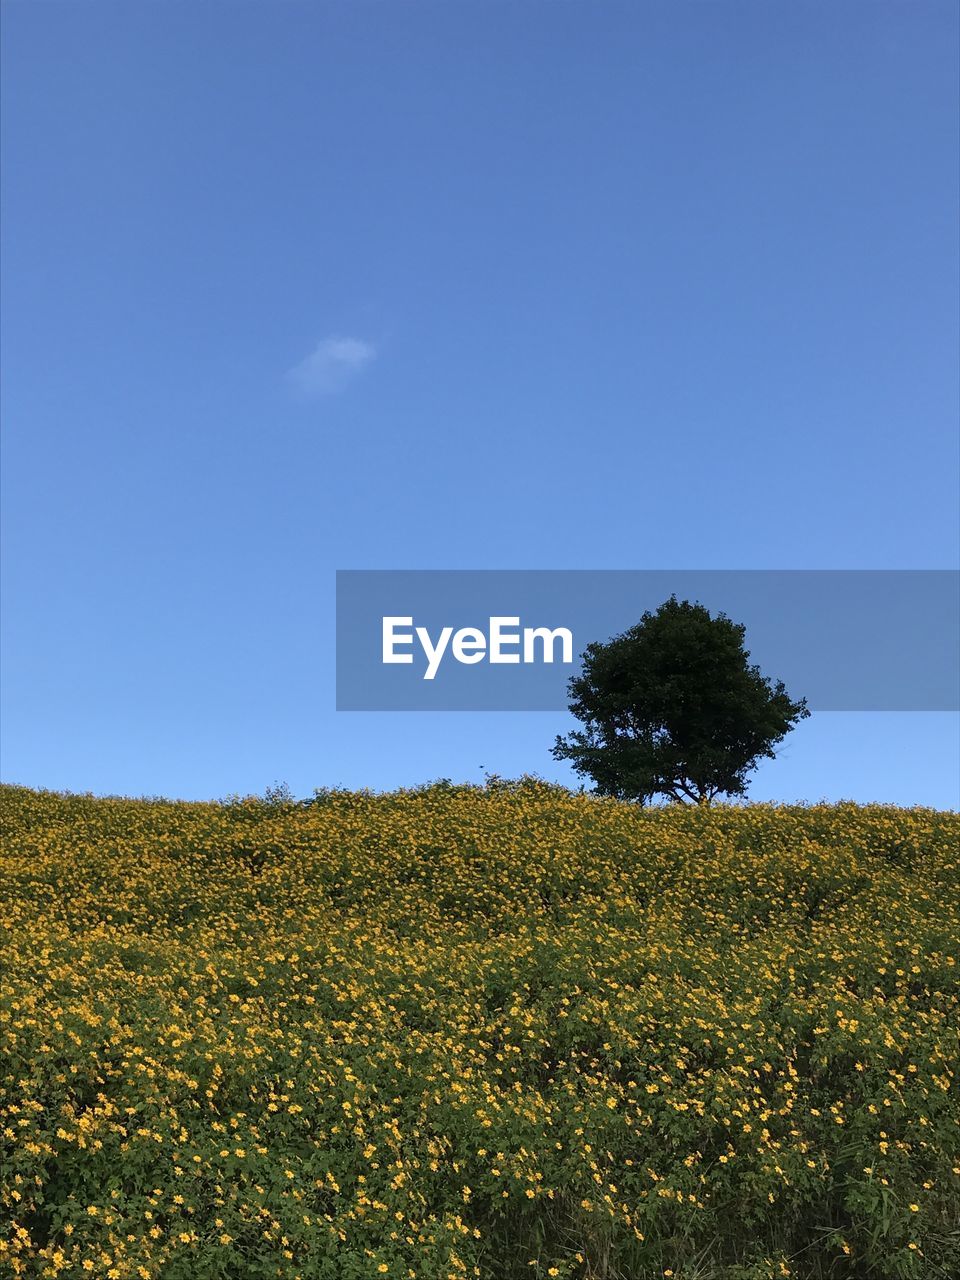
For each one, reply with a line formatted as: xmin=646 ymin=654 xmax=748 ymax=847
xmin=552 ymin=596 xmax=809 ymax=805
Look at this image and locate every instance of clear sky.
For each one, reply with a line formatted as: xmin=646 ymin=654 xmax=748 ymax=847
xmin=2 ymin=1 xmax=958 ymax=807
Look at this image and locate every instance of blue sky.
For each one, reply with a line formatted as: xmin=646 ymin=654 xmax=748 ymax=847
xmin=2 ymin=1 xmax=958 ymax=806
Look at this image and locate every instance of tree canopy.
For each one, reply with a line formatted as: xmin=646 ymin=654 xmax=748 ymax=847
xmin=552 ymin=596 xmax=809 ymax=804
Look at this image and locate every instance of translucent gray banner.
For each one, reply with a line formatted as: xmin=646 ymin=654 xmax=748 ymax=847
xmin=336 ymin=570 xmax=959 ymax=711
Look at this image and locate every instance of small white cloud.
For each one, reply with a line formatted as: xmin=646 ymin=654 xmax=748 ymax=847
xmin=287 ymin=336 xmax=376 ymax=397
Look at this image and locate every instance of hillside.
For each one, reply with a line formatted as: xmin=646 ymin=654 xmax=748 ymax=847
xmin=1 ymin=782 xmax=958 ymax=1280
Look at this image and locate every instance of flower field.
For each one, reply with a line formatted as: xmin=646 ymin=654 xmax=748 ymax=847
xmin=1 ymin=781 xmax=958 ymax=1280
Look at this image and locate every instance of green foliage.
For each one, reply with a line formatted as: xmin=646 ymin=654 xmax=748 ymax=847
xmin=262 ymin=781 xmax=296 ymax=808
xmin=2 ymin=784 xmax=958 ymax=1280
xmin=552 ymin=597 xmax=809 ymax=804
